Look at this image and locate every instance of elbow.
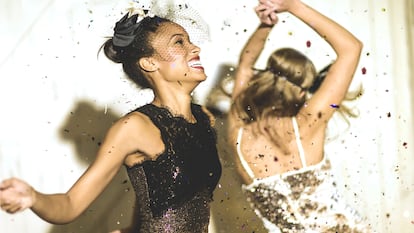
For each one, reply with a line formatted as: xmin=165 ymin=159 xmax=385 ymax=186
xmin=39 ymin=215 xmax=76 ymax=225
xmin=351 ymin=38 xmax=363 ymax=55
xmin=339 ymin=38 xmax=363 ymax=59
xmin=355 ymin=39 xmax=363 ymax=53
xmin=39 ymin=210 xmax=80 ymax=225
xmin=47 ymin=219 xmax=73 ymax=225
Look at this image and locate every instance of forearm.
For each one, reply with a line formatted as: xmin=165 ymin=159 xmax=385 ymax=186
xmin=239 ymin=24 xmax=273 ymax=67
xmin=31 ymin=191 xmax=81 ymax=224
xmin=232 ymin=23 xmax=274 ymax=99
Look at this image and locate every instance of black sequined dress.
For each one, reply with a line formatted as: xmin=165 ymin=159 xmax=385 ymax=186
xmin=125 ymin=103 xmax=222 ymax=233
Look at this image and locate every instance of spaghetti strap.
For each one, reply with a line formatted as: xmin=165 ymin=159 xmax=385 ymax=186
xmin=236 ymin=128 xmax=255 ymax=179
xmin=292 ymin=117 xmax=307 ymax=168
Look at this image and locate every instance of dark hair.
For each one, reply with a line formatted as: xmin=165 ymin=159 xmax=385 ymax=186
xmin=102 ymin=15 xmax=171 ymax=89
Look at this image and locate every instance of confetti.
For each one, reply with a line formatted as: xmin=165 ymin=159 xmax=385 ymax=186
xmin=362 ymin=67 xmax=367 ymax=74
xmin=306 ymin=40 xmax=311 ymax=48
xmin=330 ymin=104 xmax=340 ymax=108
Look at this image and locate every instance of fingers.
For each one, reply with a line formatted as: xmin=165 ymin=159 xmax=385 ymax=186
xmin=258 ymin=0 xmax=295 ymax=13
xmin=1 ymin=200 xmax=23 ymax=214
xmin=0 ymin=178 xmax=14 ymax=190
xmin=258 ymin=0 xmax=274 ymax=8
xmin=0 ymin=178 xmax=34 ymax=214
xmin=268 ymin=11 xmax=279 ymax=24
xmin=0 ymin=192 xmax=19 ymax=214
xmin=255 ymin=4 xmax=268 ymax=13
xmin=255 ymin=4 xmax=279 ymax=26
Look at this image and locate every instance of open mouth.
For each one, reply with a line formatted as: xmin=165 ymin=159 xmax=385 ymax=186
xmin=188 ymin=59 xmax=204 ymax=70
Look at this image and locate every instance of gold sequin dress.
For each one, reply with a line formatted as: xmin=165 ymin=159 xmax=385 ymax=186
xmin=236 ymin=117 xmax=371 ymax=233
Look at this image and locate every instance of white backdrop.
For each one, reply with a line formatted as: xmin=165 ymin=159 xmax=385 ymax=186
xmin=0 ymin=0 xmax=413 ymax=233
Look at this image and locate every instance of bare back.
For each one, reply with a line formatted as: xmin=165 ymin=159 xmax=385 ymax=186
xmin=228 ymin=114 xmax=325 ymax=184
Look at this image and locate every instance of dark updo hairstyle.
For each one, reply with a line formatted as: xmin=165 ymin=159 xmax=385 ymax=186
xmin=232 ymin=48 xmax=317 ymax=124
xmin=102 ymin=14 xmax=171 ymax=89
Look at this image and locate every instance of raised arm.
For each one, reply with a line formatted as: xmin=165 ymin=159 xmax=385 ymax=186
xmin=0 ymin=113 xmax=149 ymax=224
xmin=278 ymin=0 xmax=363 ymax=128
xmin=231 ymin=4 xmax=278 ymax=99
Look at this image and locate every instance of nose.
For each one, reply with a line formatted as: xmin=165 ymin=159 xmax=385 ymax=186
xmin=190 ymin=43 xmax=201 ymax=54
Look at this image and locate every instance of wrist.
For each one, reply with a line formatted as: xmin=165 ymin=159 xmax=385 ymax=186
xmin=288 ymin=0 xmax=307 ymax=15
xmin=29 ymin=187 xmax=38 ymax=209
xmin=259 ymin=23 xmax=275 ymax=28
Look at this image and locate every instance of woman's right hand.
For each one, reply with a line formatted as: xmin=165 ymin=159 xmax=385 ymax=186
xmin=0 ymin=178 xmax=35 ymax=214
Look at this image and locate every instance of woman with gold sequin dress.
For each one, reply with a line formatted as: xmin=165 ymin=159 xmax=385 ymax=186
xmin=227 ymin=0 xmax=370 ymax=232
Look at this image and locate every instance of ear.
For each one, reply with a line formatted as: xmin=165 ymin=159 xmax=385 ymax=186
xmin=138 ymin=57 xmax=158 ymax=72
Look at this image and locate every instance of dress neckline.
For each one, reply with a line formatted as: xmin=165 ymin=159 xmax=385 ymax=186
xmin=244 ymin=155 xmax=328 ymax=187
xmin=149 ymin=103 xmax=198 ymax=125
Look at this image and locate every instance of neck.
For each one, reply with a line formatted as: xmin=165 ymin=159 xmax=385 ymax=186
xmin=150 ymin=76 xmax=200 ymax=120
xmin=151 ymin=92 xmax=195 ymax=121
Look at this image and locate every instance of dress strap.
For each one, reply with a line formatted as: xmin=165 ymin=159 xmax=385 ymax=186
xmin=236 ymin=128 xmax=255 ymax=179
xmin=292 ymin=117 xmax=307 ymax=168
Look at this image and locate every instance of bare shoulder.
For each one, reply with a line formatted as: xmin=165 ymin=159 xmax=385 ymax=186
xmin=102 ymin=111 xmax=161 ymax=158
xmin=110 ymin=111 xmax=154 ymax=136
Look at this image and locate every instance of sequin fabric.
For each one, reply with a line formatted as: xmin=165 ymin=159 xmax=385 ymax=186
xmin=126 ymin=104 xmax=222 ymax=233
xmin=242 ymin=158 xmax=371 ymax=233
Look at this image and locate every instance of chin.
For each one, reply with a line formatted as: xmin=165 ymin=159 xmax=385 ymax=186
xmin=198 ymin=72 xmax=208 ymax=80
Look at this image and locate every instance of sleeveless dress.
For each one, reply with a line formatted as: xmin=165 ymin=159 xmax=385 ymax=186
xmin=236 ymin=117 xmax=371 ymax=233
xmin=125 ymin=103 xmax=222 ymax=233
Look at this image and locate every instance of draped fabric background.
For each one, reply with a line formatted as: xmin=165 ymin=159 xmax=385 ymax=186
xmin=0 ymin=0 xmax=413 ymax=233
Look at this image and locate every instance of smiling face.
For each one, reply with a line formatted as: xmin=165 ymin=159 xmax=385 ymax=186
xmin=149 ymin=22 xmax=207 ymax=85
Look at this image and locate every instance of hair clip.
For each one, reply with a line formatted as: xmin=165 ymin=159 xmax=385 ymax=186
xmin=112 ymin=13 xmax=141 ymax=47
xmin=112 ymin=2 xmax=153 ymax=47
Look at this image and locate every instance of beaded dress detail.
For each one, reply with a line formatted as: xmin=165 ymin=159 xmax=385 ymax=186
xmin=126 ymin=104 xmax=222 ymax=233
xmin=237 ymin=117 xmax=371 ymax=233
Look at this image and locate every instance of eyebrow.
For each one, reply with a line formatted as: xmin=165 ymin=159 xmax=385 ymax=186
xmin=169 ymin=33 xmax=187 ymax=42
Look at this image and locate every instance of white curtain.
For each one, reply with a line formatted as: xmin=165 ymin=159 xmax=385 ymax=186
xmin=0 ymin=0 xmax=413 ymax=233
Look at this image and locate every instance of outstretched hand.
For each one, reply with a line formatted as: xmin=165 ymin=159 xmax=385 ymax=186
xmin=0 ymin=178 xmax=35 ymax=214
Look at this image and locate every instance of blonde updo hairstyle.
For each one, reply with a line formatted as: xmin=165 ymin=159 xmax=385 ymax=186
xmin=232 ymin=48 xmax=317 ymax=124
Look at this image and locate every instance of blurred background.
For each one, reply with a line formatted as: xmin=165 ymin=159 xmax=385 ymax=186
xmin=0 ymin=0 xmax=413 ymax=232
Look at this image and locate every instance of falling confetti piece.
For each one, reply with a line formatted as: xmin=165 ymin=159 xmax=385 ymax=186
xmin=362 ymin=67 xmax=367 ymax=74
xmin=306 ymin=40 xmax=311 ymax=48
xmin=330 ymin=104 xmax=340 ymax=108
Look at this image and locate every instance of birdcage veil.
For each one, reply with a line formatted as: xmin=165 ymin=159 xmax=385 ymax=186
xmin=131 ymin=0 xmax=210 ymax=45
